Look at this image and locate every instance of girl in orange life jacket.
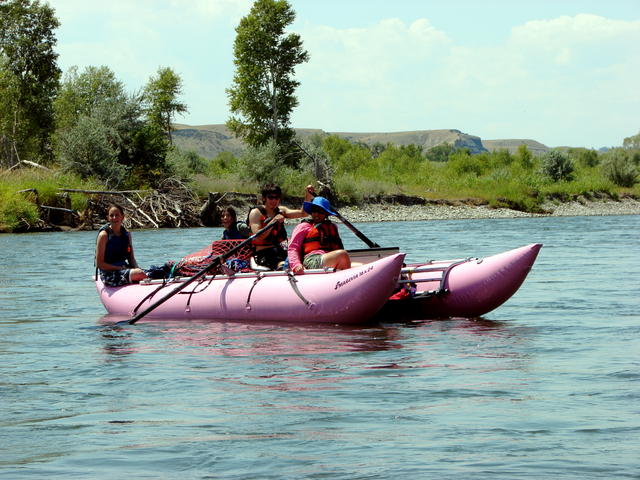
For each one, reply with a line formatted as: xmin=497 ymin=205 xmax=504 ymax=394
xmin=247 ymin=183 xmax=315 ymax=270
xmin=95 ymin=204 xmax=149 ymax=287
xmin=287 ymin=196 xmax=351 ymax=275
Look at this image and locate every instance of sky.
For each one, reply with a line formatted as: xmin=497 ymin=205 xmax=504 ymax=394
xmin=49 ymin=0 xmax=640 ymax=149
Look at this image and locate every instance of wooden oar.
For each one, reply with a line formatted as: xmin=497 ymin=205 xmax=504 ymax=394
xmin=124 ymin=222 xmax=277 ymax=325
xmin=313 ymin=181 xmax=380 ymax=248
xmin=291 ymin=140 xmax=381 ymax=248
xmin=330 ymin=203 xmax=380 ymax=248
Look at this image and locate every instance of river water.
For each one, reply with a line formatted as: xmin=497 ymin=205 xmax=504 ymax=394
xmin=1 ymin=215 xmax=638 ymax=479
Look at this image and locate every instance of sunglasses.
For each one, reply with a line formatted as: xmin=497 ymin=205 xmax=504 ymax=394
xmin=310 ymin=206 xmax=327 ymax=214
xmin=266 ymin=194 xmax=281 ymax=200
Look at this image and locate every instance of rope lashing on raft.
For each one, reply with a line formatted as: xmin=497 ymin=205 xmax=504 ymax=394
xmin=245 ymin=272 xmax=264 ymax=311
xmin=286 ymin=271 xmax=313 ymax=308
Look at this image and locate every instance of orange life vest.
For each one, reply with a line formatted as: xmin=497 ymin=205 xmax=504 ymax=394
xmin=302 ymin=220 xmax=342 ymax=255
xmin=249 ymin=206 xmax=288 ymax=247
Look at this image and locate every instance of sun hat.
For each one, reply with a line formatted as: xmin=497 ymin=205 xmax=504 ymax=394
xmin=303 ymin=196 xmax=336 ymax=216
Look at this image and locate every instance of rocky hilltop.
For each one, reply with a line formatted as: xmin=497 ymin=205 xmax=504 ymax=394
xmin=172 ymin=124 xmax=550 ymax=159
xmin=172 ymin=124 xmax=246 ymax=157
xmin=316 ymin=128 xmax=486 ymax=154
xmin=482 ymin=139 xmax=550 ymax=155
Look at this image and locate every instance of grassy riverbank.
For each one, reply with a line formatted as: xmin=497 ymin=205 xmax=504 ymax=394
xmin=1 ymin=162 xmax=639 ymax=233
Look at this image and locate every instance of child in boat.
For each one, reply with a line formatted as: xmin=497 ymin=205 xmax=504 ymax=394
xmin=220 ymin=206 xmax=250 ymax=240
xmin=247 ymin=183 xmax=315 ymax=270
xmin=287 ymin=196 xmax=351 ymax=274
xmin=95 ymin=204 xmax=149 ymax=287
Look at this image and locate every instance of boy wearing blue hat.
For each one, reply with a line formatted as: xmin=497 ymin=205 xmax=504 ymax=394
xmin=287 ymin=196 xmax=351 ymax=274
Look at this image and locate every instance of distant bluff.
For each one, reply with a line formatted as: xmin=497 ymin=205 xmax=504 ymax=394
xmin=172 ymin=124 xmax=551 ymax=158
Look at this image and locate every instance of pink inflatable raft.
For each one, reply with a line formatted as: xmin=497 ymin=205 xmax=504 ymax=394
xmin=96 ymin=253 xmax=405 ymax=325
xmin=359 ymin=243 xmax=542 ymax=320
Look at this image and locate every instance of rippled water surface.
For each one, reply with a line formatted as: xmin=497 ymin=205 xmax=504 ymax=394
xmin=1 ymin=215 xmax=638 ymax=479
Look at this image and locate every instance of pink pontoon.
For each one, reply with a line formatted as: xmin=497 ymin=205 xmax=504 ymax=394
xmin=97 ymin=253 xmax=405 ymax=325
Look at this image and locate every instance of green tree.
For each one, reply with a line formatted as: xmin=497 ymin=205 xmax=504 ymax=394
xmin=0 ymin=57 xmax=21 ymax=164
xmin=601 ymin=149 xmax=638 ymax=187
xmin=166 ymin=148 xmax=207 ymax=179
xmin=226 ymin=0 xmax=309 ymax=159
xmin=55 ymin=65 xmax=127 ymax=131
xmin=143 ymin=67 xmax=187 ymax=145
xmin=57 ymin=112 xmax=128 ymax=187
xmin=447 ymin=149 xmax=484 ymax=177
xmin=425 ymin=143 xmax=455 ymax=162
xmin=56 ymin=66 xmax=169 ymax=187
xmin=623 ymin=131 xmax=640 ymax=150
xmin=542 ymin=149 xmax=574 ymax=182
xmin=237 ymin=139 xmax=287 ymax=185
xmin=515 ymin=144 xmax=534 ymax=169
xmin=0 ymin=0 xmax=61 ymax=167
xmin=569 ymin=147 xmax=599 ymax=168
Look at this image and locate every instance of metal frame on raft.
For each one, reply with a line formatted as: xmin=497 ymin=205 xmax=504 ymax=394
xmin=347 ymin=246 xmax=478 ymax=296
xmin=398 ymin=258 xmax=476 ymax=298
xmin=132 ymin=247 xmax=476 ymax=298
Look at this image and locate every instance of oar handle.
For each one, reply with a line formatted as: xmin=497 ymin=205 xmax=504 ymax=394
xmin=314 ymin=181 xmax=380 ymax=248
xmin=126 ymin=221 xmax=277 ymax=324
xmin=332 ymin=210 xmax=379 ymax=248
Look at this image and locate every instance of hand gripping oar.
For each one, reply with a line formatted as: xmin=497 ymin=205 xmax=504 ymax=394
xmin=290 ymin=140 xmax=380 ymax=248
xmin=124 ymin=222 xmax=277 ymax=325
xmin=314 ymin=181 xmax=380 ymax=248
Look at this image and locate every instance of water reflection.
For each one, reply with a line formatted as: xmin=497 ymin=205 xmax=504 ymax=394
xmin=385 ymin=316 xmax=507 ymax=334
xmin=98 ymin=316 xmax=405 ymax=358
xmin=99 ymin=322 xmax=138 ymax=359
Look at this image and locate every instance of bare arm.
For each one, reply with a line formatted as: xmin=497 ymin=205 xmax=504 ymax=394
xmin=248 ymin=207 xmax=284 ymax=241
xmin=127 ymin=233 xmax=139 ymax=268
xmin=280 ymin=185 xmax=316 ymax=219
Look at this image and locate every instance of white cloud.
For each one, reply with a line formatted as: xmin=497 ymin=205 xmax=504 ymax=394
xmin=52 ymin=0 xmax=249 ymax=78
xmin=49 ymin=2 xmax=640 ymax=147
xmin=293 ymin=13 xmax=640 ymax=147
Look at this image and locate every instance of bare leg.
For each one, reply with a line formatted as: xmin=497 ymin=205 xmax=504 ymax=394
xmin=130 ymin=268 xmax=148 ymax=282
xmin=321 ymin=250 xmax=351 ymax=270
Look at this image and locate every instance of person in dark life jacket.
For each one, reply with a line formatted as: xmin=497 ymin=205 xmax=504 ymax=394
xmin=247 ymin=183 xmax=315 ymax=270
xmin=287 ymin=196 xmax=351 ymax=275
xmin=220 ymin=206 xmax=250 ymax=240
xmin=95 ymin=204 xmax=149 ymax=287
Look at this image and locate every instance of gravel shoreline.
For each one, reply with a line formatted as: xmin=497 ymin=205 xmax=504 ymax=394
xmin=331 ymin=197 xmax=640 ymax=223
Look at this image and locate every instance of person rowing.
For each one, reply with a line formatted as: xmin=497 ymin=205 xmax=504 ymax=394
xmin=247 ymin=183 xmax=315 ymax=270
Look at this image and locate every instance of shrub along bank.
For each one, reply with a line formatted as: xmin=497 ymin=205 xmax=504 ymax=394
xmin=2 ymin=138 xmax=639 ymax=233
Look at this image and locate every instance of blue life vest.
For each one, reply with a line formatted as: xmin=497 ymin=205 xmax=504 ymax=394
xmin=99 ymin=224 xmax=132 ymax=267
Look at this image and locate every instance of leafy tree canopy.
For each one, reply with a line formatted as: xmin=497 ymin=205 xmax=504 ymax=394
xmin=0 ymin=0 xmax=61 ymax=165
xmin=143 ymin=67 xmax=187 ymax=145
xmin=55 ymin=65 xmax=127 ymax=131
xmin=226 ymin=0 xmax=309 ymax=161
xmin=623 ymin=131 xmax=640 ymax=150
xmin=55 ymin=65 xmax=170 ymax=188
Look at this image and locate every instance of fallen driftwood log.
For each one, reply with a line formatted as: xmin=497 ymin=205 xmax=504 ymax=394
xmin=15 ymin=178 xmax=203 ymax=231
xmin=80 ymin=178 xmax=202 ymax=230
xmin=2 ymin=160 xmax=52 ymax=175
xmin=199 ymin=191 xmax=259 ymax=227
